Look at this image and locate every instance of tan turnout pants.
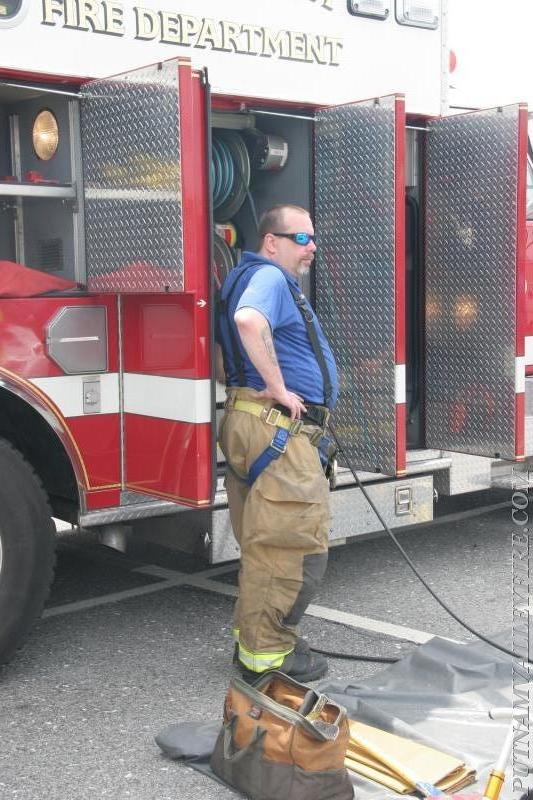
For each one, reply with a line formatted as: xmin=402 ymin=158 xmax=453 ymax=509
xmin=219 ymin=387 xmax=331 ymax=672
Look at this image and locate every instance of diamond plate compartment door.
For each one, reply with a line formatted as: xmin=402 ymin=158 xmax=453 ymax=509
xmin=425 ymin=104 xmax=527 ymax=460
xmin=80 ymin=60 xmax=185 ymax=293
xmin=315 ymin=95 xmax=406 ymax=476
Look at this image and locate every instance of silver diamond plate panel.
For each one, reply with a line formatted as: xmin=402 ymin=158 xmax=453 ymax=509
xmin=315 ymin=96 xmax=398 ymax=474
xmin=81 ymin=61 xmax=184 ymax=293
xmin=207 ymin=475 xmax=433 ymax=563
xmin=425 ymin=106 xmax=519 ymax=459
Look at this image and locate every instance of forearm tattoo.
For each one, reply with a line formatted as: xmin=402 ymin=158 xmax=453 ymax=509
xmin=261 ymin=324 xmax=279 ymax=367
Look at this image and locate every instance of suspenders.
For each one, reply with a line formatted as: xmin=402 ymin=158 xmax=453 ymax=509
xmin=218 ymin=261 xmax=333 ymax=485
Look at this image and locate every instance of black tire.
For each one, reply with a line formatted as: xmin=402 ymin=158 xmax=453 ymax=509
xmin=0 ymin=438 xmax=56 ymax=664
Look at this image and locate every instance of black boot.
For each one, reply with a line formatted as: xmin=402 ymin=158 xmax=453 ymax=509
xmin=238 ymin=639 xmax=328 ymax=684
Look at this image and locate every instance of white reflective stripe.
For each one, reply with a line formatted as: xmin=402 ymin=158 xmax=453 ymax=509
xmin=30 ymin=373 xmax=120 ymax=417
xmin=123 ymin=374 xmax=211 ymax=423
xmin=516 ymin=356 xmax=526 ymax=394
xmin=395 ymin=363 xmax=406 ymax=404
xmin=58 ymin=336 xmax=100 ymax=343
xmin=525 ymin=336 xmax=533 ymax=366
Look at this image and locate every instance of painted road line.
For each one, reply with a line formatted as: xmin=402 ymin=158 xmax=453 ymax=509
xmin=44 ymin=562 xmax=461 ymax=645
xmin=42 ymin=577 xmax=187 ymax=618
xmin=186 ymin=575 xmax=457 ymax=645
xmin=136 ymin=567 xmax=456 ymax=645
xmin=43 ymin=563 xmax=239 ymax=618
xmin=133 ymin=563 xmax=237 ymax=580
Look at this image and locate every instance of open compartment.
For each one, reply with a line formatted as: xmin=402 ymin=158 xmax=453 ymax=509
xmin=210 ymin=97 xmax=527 ymax=475
xmin=211 ymin=96 xmax=408 ymax=477
xmin=0 ymin=84 xmax=83 ymax=282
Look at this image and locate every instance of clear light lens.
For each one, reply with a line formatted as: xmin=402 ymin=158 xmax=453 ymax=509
xmin=32 ymin=109 xmax=59 ymax=161
xmin=0 ymin=1 xmax=22 ymax=17
xmin=396 ymin=0 xmax=439 ymax=28
xmin=349 ymin=0 xmax=389 ymax=18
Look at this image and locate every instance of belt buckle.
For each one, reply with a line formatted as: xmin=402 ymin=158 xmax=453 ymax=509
xmin=309 ymin=428 xmax=323 ymax=447
xmin=270 ymin=437 xmax=287 ymax=455
xmin=265 ymin=407 xmax=282 ymax=427
xmin=289 ymin=419 xmax=303 ymax=436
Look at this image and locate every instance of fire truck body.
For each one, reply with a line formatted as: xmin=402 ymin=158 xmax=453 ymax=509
xmin=0 ymin=0 xmax=529 ymax=660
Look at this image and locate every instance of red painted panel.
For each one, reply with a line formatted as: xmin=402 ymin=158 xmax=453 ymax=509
xmin=67 ymin=414 xmax=120 ymax=489
xmin=122 ymin=294 xmax=198 ymax=376
xmin=525 ymin=222 xmax=533 ymax=340
xmin=179 ymin=63 xmax=210 ymax=376
xmin=121 ymin=67 xmax=214 ymax=505
xmin=0 ymin=68 xmax=85 ymax=86
xmin=124 ymin=415 xmax=212 ymax=506
xmin=395 ymin=403 xmax=406 ymax=474
xmin=525 ymin=222 xmax=533 ymax=374
xmin=0 ymin=295 xmax=118 ymax=377
xmin=85 ymin=488 xmax=121 ymax=510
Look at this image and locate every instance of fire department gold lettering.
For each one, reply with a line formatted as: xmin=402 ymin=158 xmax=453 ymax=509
xmin=239 ymin=24 xmax=263 ymax=54
xmin=103 ymin=1 xmax=123 ymax=35
xmin=180 ymin=14 xmax=201 ymax=46
xmin=43 ymin=0 xmax=124 ymax=32
xmin=134 ymin=7 xmax=158 ymax=40
xmin=160 ymin=11 xmax=179 ymax=44
xmin=261 ymin=28 xmax=290 ymax=59
xmin=325 ymin=36 xmax=343 ymax=65
xmin=220 ymin=20 xmax=242 ymax=53
xmin=287 ymin=31 xmax=307 ymax=61
xmin=40 ymin=4 xmax=342 ymax=65
xmin=306 ymin=35 xmax=327 ymax=65
xmin=196 ymin=18 xmax=224 ymax=50
xmin=42 ymin=0 xmax=64 ymax=25
xmin=77 ymin=0 xmax=106 ymax=32
xmin=63 ymin=0 xmax=79 ymax=28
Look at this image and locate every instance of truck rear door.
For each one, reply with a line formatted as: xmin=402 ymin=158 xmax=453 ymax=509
xmin=314 ymin=95 xmax=406 ymax=476
xmin=424 ymin=104 xmax=527 ymax=461
xmin=80 ymin=59 xmax=213 ymax=507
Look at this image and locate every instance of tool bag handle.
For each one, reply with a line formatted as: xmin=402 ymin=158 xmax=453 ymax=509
xmin=232 ymin=675 xmax=342 ymax=742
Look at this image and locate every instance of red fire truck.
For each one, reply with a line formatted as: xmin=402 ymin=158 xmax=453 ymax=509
xmin=0 ymin=0 xmax=529 ymax=663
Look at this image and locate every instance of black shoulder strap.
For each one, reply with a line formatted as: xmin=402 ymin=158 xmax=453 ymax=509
xmin=285 ymin=282 xmax=333 ymax=408
xmin=219 ymin=262 xmax=333 ymax=406
xmin=218 ymin=262 xmax=264 ymax=386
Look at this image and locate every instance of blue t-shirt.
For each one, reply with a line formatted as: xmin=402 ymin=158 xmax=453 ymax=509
xmin=229 ymin=252 xmax=338 ymax=408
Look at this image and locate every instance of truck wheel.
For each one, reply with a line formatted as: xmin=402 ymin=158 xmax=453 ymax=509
xmin=0 ymin=439 xmax=56 ymax=664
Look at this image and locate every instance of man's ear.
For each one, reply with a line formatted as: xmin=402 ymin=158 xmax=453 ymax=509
xmin=262 ymin=233 xmax=276 ymax=254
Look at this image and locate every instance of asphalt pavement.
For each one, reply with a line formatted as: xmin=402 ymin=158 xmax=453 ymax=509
xmin=0 ymin=492 xmax=524 ymax=800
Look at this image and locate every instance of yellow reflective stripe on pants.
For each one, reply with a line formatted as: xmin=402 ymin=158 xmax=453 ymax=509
xmin=238 ymin=642 xmax=294 ymax=673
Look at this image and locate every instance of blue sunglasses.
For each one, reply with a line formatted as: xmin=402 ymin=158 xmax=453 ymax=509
xmin=272 ymin=232 xmax=316 ymax=246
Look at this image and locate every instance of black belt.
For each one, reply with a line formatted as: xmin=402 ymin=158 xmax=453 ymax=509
xmin=273 ymin=403 xmax=329 ymax=428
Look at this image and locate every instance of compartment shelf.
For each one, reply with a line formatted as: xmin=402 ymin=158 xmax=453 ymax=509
xmin=0 ymin=182 xmax=76 ymax=199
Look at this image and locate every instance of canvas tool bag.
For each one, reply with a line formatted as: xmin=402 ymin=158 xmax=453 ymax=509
xmin=210 ymin=670 xmax=354 ymax=800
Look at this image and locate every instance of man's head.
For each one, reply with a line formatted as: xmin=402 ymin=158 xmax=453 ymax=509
xmin=257 ymin=204 xmax=316 ymax=278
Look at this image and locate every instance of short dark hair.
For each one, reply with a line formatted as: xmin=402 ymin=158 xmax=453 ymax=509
xmin=257 ymin=204 xmax=310 ymax=248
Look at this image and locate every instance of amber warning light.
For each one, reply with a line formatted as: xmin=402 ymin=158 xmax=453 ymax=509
xmin=32 ymin=110 xmax=59 ymax=161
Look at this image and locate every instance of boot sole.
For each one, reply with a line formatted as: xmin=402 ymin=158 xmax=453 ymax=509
xmin=240 ymin=660 xmax=328 ymax=685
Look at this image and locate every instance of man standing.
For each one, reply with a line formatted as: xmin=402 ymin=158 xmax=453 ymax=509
xmin=217 ymin=204 xmax=338 ymax=682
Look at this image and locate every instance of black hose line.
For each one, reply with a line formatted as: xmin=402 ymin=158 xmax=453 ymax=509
xmin=311 ymin=646 xmax=399 ymax=664
xmin=321 ymin=421 xmax=533 ymax=666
